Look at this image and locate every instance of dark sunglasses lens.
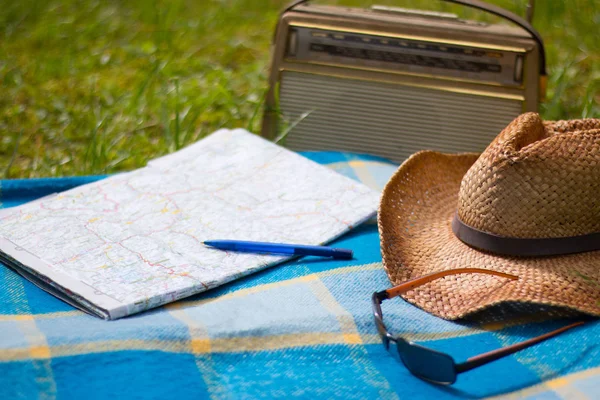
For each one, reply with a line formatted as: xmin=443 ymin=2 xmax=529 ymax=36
xmin=398 ymin=342 xmax=456 ymax=384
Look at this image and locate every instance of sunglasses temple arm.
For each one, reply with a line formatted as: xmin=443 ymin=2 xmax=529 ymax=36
xmin=384 ymin=268 xmax=518 ymax=299
xmin=455 ymin=321 xmax=584 ymax=374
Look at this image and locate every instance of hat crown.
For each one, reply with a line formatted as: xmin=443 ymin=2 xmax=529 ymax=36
xmin=457 ymin=113 xmax=600 ymax=239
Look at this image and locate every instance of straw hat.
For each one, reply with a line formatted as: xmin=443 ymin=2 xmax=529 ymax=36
xmin=378 ymin=112 xmax=600 ymax=320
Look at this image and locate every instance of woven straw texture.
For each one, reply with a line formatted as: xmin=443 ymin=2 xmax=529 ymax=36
xmin=458 ymin=113 xmax=600 ymax=238
xmin=378 ymin=113 xmax=600 ymax=320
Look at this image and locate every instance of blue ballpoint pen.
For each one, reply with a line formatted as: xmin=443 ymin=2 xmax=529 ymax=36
xmin=203 ymin=240 xmax=353 ymax=260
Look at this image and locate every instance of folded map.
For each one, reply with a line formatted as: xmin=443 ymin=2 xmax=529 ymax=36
xmin=0 ymin=129 xmax=379 ymax=319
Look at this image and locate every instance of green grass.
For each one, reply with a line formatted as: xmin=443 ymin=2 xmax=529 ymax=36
xmin=1 ymin=0 xmax=598 ymax=178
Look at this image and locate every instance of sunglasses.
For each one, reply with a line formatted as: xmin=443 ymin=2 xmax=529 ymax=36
xmin=372 ymin=267 xmax=584 ymax=385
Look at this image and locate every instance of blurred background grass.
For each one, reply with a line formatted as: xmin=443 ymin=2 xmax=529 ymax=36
xmin=0 ymin=0 xmax=598 ymax=178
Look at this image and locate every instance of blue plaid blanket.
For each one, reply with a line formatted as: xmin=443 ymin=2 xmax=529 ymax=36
xmin=1 ymin=152 xmax=598 ymax=399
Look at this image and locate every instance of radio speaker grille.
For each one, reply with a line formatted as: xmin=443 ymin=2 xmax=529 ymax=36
xmin=279 ymin=71 xmax=522 ymax=163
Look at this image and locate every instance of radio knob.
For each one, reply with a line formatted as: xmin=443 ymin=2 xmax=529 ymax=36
xmin=514 ymin=55 xmax=524 ymax=82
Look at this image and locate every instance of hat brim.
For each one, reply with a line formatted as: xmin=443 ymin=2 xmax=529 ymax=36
xmin=378 ymin=151 xmax=600 ymax=320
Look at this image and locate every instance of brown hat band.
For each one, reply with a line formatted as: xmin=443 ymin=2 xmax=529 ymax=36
xmin=451 ymin=213 xmax=600 ymax=257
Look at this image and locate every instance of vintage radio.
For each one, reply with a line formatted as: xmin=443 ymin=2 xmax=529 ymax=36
xmin=261 ymin=0 xmax=546 ymax=163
